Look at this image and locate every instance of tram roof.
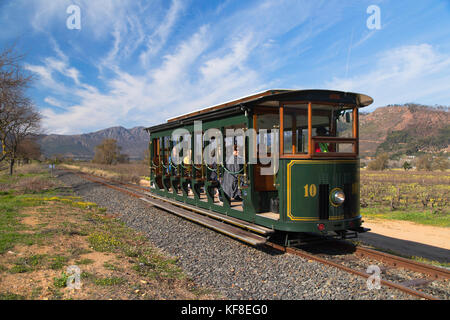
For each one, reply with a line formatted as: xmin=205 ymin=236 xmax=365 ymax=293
xmin=145 ymin=89 xmax=373 ymax=133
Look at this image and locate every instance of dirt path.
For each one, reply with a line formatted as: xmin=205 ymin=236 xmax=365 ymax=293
xmin=358 ymin=218 xmax=450 ymax=263
xmin=362 ymin=218 xmax=449 ymax=250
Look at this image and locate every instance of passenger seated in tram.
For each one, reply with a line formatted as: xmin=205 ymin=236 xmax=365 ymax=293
xmin=208 ymin=147 xmax=223 ymax=202
xmin=223 ymin=145 xmax=243 ymax=202
xmin=315 ymin=126 xmax=330 ymax=153
xmin=182 ymin=150 xmax=194 ymax=196
xmin=183 ymin=149 xmax=192 ymax=166
xmin=207 ymin=138 xmax=219 ymax=182
xmin=168 ymin=147 xmax=178 ymax=175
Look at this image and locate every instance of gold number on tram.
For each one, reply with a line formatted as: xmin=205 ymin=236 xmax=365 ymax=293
xmin=304 ymin=184 xmax=317 ymax=198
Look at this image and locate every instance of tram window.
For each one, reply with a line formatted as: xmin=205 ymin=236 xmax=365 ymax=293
xmin=194 ymin=132 xmax=203 ymax=164
xmin=283 ymin=105 xmax=308 ymax=154
xmin=256 ymin=113 xmax=278 ymax=156
xmin=257 ymin=113 xmax=279 ymax=130
xmin=311 ymin=105 xmax=356 ymax=153
xmin=181 ymin=133 xmax=192 ymax=164
xmin=336 ymin=109 xmax=354 ymax=138
xmin=163 ymin=136 xmax=170 ymax=160
xmin=311 ymin=105 xmax=354 ymax=139
xmin=224 ymin=123 xmax=246 ymax=161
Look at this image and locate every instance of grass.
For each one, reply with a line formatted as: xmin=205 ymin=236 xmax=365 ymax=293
xmin=53 ymin=273 xmax=70 ymax=288
xmin=0 ymin=195 xmax=38 ymax=254
xmin=0 ymin=292 xmax=26 ymax=300
xmin=93 ymin=277 xmax=125 ymax=286
xmin=362 ymin=207 xmax=450 ymax=228
xmin=87 ymin=232 xmax=122 ymax=252
xmin=411 ymin=256 xmax=450 ymax=269
xmin=9 ymin=254 xmax=47 ymax=274
xmin=0 ymin=163 xmax=215 ymax=300
xmin=103 ymin=261 xmax=122 ymax=271
xmin=49 ymin=255 xmax=69 ymax=270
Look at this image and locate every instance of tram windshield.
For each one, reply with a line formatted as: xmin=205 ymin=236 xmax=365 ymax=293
xmin=282 ymin=104 xmax=357 ymax=155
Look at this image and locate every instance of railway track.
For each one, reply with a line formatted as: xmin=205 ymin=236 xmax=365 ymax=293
xmin=68 ymin=170 xmax=449 ymax=300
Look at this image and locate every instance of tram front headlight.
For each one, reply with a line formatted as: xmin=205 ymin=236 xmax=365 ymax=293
xmin=330 ymin=189 xmax=345 ymax=206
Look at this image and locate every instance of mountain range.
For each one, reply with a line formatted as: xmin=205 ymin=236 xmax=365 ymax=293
xmin=38 ymin=126 xmax=149 ymax=160
xmin=37 ymin=105 xmax=449 ymax=160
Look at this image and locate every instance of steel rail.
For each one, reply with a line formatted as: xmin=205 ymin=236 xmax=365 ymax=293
xmin=354 ymin=246 xmax=450 ymax=280
xmin=68 ymin=170 xmax=446 ymax=300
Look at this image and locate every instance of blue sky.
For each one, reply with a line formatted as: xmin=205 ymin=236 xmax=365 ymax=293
xmin=1 ymin=0 xmax=450 ymax=134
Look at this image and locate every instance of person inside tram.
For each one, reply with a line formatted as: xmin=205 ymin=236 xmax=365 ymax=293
xmin=314 ymin=126 xmax=330 ymax=153
xmin=208 ymin=138 xmax=219 ymax=182
xmin=207 ymin=139 xmax=223 ymax=202
xmin=182 ymin=150 xmax=193 ymax=196
xmin=168 ymin=146 xmax=178 ymax=175
xmin=223 ymin=144 xmax=243 ymax=202
xmin=183 ymin=149 xmax=192 ymax=166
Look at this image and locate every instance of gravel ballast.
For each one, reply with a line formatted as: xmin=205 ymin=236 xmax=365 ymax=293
xmin=56 ymin=170 xmax=417 ymax=300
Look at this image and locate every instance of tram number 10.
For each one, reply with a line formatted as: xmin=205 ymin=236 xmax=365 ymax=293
xmin=304 ymin=184 xmax=317 ymax=198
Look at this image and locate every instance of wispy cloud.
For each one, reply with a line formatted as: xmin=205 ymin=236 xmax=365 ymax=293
xmin=140 ymin=0 xmax=184 ymax=66
xmin=44 ymin=97 xmax=66 ymax=109
xmin=326 ymin=44 xmax=450 ymax=108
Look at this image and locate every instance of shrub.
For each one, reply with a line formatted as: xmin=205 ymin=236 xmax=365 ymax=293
xmin=416 ymin=154 xmax=433 ymax=171
xmin=53 ymin=272 xmax=70 ymax=288
xmin=433 ymin=157 xmax=449 ymax=172
xmin=402 ymin=161 xmax=412 ymax=171
xmin=368 ymin=153 xmax=389 ymax=171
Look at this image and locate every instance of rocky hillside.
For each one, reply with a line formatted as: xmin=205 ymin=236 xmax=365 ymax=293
xmin=359 ymin=104 xmax=449 ymax=157
xmin=38 ymin=126 xmax=149 ymax=160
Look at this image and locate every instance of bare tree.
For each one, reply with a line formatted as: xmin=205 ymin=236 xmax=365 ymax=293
xmin=4 ymin=102 xmax=41 ymax=174
xmin=368 ymin=153 xmax=389 ymax=171
xmin=0 ymin=45 xmax=40 ymax=174
xmin=16 ymin=136 xmax=41 ymax=164
xmin=93 ymin=139 xmax=128 ymax=165
xmin=0 ymin=46 xmax=32 ymax=91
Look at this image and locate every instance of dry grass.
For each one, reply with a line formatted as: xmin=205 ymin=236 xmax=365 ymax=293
xmin=15 ymin=163 xmax=45 ymax=175
xmin=9 ymin=177 xmax=60 ymax=194
xmin=60 ymin=163 xmax=148 ymax=184
xmin=0 ymin=164 xmax=62 ymax=194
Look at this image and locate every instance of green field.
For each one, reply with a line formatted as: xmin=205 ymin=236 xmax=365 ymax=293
xmin=360 ymin=169 xmax=449 ymax=227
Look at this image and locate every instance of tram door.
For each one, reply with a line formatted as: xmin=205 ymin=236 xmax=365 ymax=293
xmin=253 ymin=111 xmax=279 ymax=217
xmin=222 ymin=124 xmax=247 ymax=212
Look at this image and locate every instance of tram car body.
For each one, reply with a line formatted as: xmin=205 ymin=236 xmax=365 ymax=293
xmin=145 ymin=89 xmax=373 ymax=238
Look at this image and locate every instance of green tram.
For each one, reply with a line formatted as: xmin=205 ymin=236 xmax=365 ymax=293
xmin=145 ymin=89 xmax=373 ymax=240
